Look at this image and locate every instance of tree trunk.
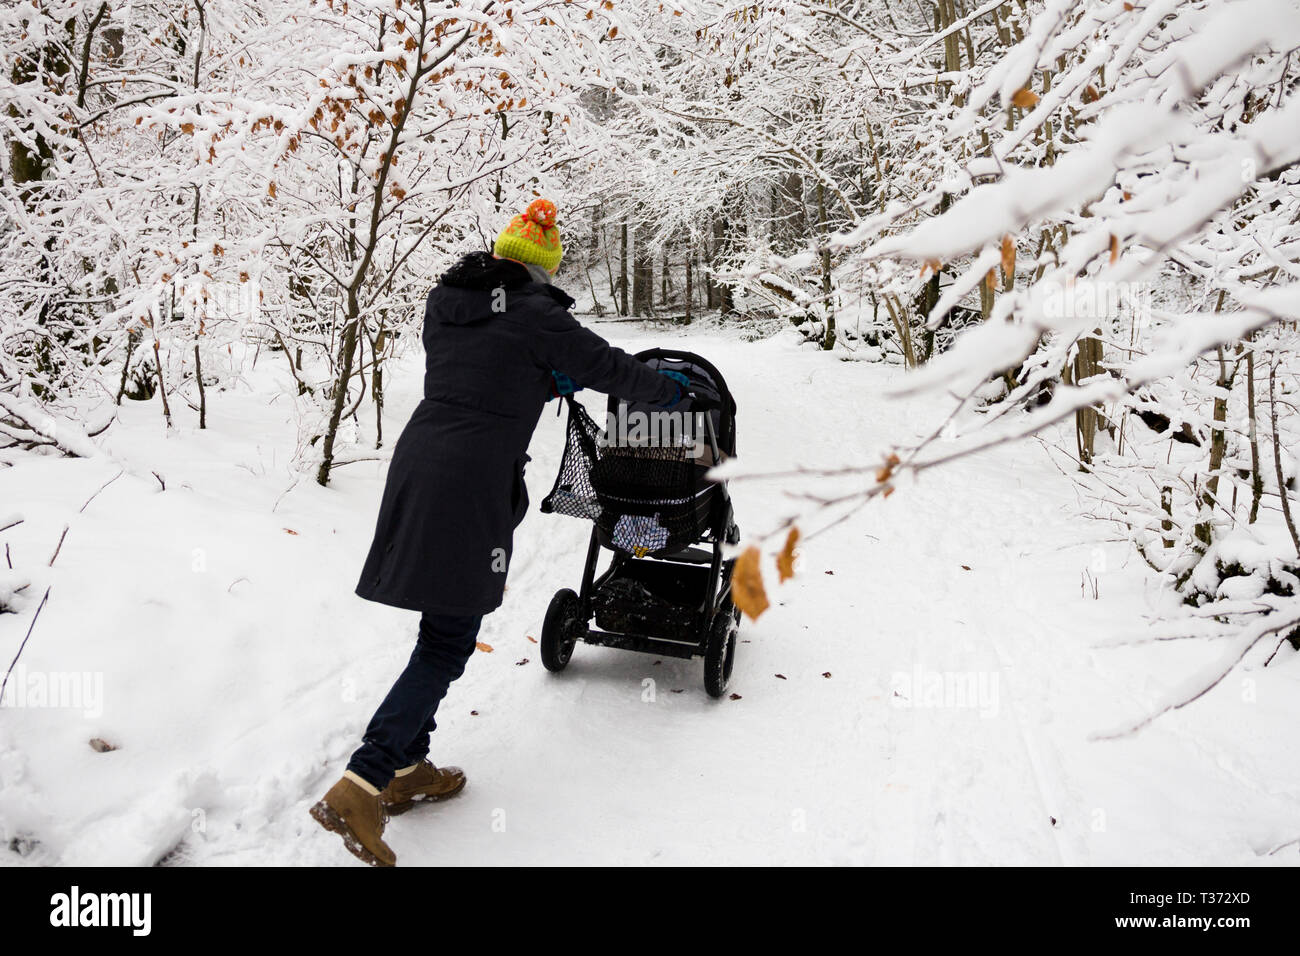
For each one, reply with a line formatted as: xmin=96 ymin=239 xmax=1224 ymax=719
xmin=317 ymin=299 xmax=361 ymax=486
xmin=710 ymin=216 xmax=734 ymax=316
xmin=1073 ymin=333 xmax=1103 ymax=470
xmin=1194 ymin=341 xmax=1233 ymax=547
xmin=372 ymin=326 xmax=386 ymax=449
xmin=816 ymin=145 xmax=834 ymax=349
xmin=660 ymin=246 xmax=668 ymax=307
xmin=1246 ymin=341 xmax=1263 ymax=523
xmin=684 ymin=250 xmax=693 ymax=325
xmin=1161 ymin=486 xmax=1175 ymax=548
xmin=116 ymin=328 xmax=139 ymax=405
xmin=152 ymin=333 xmax=172 ymax=428
xmin=194 ymin=343 xmax=206 ymax=429
xmin=1269 ymin=358 xmax=1300 ymax=558
xmin=618 ymin=222 xmax=629 ymax=316
xmin=631 ymin=228 xmax=653 ymax=316
xmin=1194 ymin=295 xmax=1233 ymax=544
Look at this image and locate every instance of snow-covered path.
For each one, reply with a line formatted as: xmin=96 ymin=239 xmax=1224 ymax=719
xmin=2 ymin=322 xmax=1297 ymax=866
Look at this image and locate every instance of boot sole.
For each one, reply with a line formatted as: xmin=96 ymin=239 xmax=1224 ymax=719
xmin=309 ymin=800 xmax=395 ymax=867
xmin=384 ymin=777 xmax=467 ymax=816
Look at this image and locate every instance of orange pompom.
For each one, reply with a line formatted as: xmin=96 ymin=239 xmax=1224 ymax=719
xmin=525 ymin=198 xmax=557 ymax=228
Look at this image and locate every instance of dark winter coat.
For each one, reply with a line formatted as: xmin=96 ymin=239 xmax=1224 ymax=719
xmin=355 ymin=252 xmax=677 ymax=616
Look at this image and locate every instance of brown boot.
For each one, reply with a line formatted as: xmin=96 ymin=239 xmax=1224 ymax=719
xmin=309 ymin=771 xmax=397 ymax=867
xmin=379 ymin=760 xmax=467 ymax=815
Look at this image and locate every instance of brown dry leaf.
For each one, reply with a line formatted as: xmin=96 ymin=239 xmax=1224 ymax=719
xmin=919 ymin=258 xmax=941 ymax=279
xmin=526 ymin=635 xmax=537 ymax=644
xmin=476 ymin=641 xmax=494 ymax=653
xmin=822 ymin=672 xmax=832 ymax=678
xmin=875 ymin=451 xmax=900 ymax=484
xmin=1010 ymin=87 xmax=1039 ymax=109
xmin=1082 ymin=84 xmax=1100 ymax=104
xmin=775 ymin=674 xmax=787 ymax=680
xmin=732 ymin=546 xmax=770 ymax=621
xmin=89 ymin=738 xmax=117 ymax=753
xmin=1000 ymin=234 xmax=1016 ymax=281
xmin=267 ymin=182 xmax=277 ymax=198
xmin=283 ymin=528 xmax=298 ymax=535
xmin=1109 ymin=234 xmax=1119 ymax=264
xmin=883 ymin=484 xmax=896 ymax=498
xmin=729 ymin=693 xmax=742 ymax=700
xmin=985 ymin=269 xmax=997 ymax=292
xmin=776 ymin=526 xmax=800 ymax=583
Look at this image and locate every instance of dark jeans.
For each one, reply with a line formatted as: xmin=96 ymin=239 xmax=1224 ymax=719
xmin=347 ymin=612 xmax=482 ymax=790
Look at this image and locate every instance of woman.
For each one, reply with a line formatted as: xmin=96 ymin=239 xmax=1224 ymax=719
xmin=309 ymin=199 xmax=683 ymax=866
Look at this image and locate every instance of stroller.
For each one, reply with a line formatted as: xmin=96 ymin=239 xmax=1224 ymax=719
xmin=538 ymin=349 xmax=742 ymax=697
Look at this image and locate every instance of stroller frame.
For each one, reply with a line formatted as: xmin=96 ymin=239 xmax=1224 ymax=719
xmin=539 ymin=348 xmax=742 ymax=697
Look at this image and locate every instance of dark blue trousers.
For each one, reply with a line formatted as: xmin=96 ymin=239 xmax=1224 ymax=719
xmin=347 ymin=612 xmax=482 ymax=790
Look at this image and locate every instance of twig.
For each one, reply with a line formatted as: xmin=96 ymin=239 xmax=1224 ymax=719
xmin=152 ymin=471 xmax=166 ymax=491
xmin=1 ymin=586 xmax=50 ymax=702
xmin=272 ymin=474 xmax=301 ymax=514
xmin=79 ymin=469 xmax=123 ymax=513
xmin=1094 ymin=606 xmax=1300 ymax=740
xmin=1263 ymin=630 xmax=1294 ymax=666
xmin=1267 ymin=836 xmax=1300 ymax=856
xmin=328 ymin=454 xmax=392 ymax=468
xmin=48 ymin=525 xmax=69 ymax=567
xmin=0 ymin=516 xmax=22 ymax=535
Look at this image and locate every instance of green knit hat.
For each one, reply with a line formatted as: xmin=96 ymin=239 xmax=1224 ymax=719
xmin=493 ymin=198 xmax=563 ymax=274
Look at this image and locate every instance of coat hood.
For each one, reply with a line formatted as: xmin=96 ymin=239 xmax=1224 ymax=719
xmin=429 ymin=251 xmax=574 ymax=325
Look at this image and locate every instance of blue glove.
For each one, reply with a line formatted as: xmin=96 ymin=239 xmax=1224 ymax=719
xmin=549 ymin=370 xmax=583 ymax=399
xmin=659 ymin=369 xmax=690 ymax=407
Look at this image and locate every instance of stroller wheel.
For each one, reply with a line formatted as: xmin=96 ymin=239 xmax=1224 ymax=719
xmin=703 ymin=605 xmax=738 ymax=698
xmin=541 ymin=588 xmax=584 ymax=673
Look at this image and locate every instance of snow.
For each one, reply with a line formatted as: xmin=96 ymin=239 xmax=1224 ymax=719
xmin=1 ymin=323 xmax=1298 ymax=866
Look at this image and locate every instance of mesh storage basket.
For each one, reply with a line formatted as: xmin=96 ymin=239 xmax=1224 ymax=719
xmin=540 ymin=397 xmax=715 ymax=555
